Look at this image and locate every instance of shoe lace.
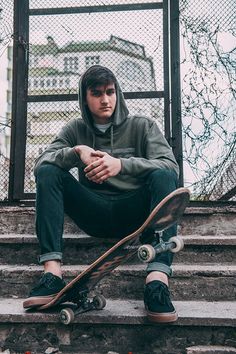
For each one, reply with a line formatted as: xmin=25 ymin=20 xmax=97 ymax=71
xmin=145 ymin=282 xmax=171 ymax=306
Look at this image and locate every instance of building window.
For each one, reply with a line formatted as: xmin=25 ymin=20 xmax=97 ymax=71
xmin=85 ymin=56 xmax=100 ymax=68
xmin=7 ymin=68 xmax=12 ymax=81
xmin=64 ymin=57 xmax=79 ymax=72
xmin=7 ymin=90 xmax=12 ymax=104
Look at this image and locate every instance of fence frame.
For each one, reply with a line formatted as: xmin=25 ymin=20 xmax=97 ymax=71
xmin=9 ymin=0 xmax=183 ymax=201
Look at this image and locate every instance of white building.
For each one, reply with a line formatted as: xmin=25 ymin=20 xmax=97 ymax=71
xmin=26 ymin=35 xmax=162 ymax=161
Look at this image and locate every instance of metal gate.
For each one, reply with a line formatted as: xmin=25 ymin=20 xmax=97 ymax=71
xmin=9 ymin=0 xmax=182 ymax=201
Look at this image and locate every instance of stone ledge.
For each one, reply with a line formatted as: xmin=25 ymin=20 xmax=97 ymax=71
xmin=186 ymin=345 xmax=236 ymax=353
xmin=0 ymin=298 xmax=235 ymax=327
xmin=0 ymin=233 xmax=236 ymax=245
xmin=0 ymin=264 xmax=235 ymax=301
xmin=1 ymin=263 xmax=235 ymax=277
xmin=1 ymin=205 xmax=236 ymax=214
xmin=1 ymin=207 xmax=236 ymax=235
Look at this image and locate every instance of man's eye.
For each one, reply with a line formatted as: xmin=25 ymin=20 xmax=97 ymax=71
xmin=107 ymin=90 xmax=115 ymax=95
xmin=91 ymin=91 xmax=100 ymax=96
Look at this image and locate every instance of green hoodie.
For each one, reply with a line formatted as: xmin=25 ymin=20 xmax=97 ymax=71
xmin=34 ymin=71 xmax=179 ymax=194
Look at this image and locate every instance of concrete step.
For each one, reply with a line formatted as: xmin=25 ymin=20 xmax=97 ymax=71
xmin=186 ymin=346 xmax=236 ymax=354
xmin=0 ymin=206 xmax=236 ymax=235
xmin=0 ymin=298 xmax=235 ymax=354
xmin=0 ymin=264 xmax=235 ymax=301
xmin=0 ymin=234 xmax=235 ymax=265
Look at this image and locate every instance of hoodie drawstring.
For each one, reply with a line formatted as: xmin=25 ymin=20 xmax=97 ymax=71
xmin=110 ymin=125 xmax=114 ymax=154
xmin=92 ymin=125 xmax=114 ymax=154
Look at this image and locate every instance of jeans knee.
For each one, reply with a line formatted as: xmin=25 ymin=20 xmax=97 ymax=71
xmin=36 ymin=164 xmax=64 ymax=184
xmin=147 ymin=169 xmax=178 ymax=186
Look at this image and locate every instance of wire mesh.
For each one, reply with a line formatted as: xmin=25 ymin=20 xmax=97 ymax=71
xmin=0 ymin=0 xmax=235 ymax=201
xmin=24 ymin=2 xmax=164 ymax=194
xmin=0 ymin=0 xmax=13 ymax=201
xmin=180 ymin=0 xmax=236 ymax=200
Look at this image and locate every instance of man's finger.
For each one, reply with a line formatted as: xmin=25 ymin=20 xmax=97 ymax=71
xmin=91 ymin=151 xmax=106 ymax=157
xmin=84 ymin=160 xmax=101 ymax=173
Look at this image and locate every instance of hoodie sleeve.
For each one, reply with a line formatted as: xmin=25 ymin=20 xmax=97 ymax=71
xmin=34 ymin=119 xmax=80 ymax=176
xmin=119 ymin=120 xmax=179 ymax=178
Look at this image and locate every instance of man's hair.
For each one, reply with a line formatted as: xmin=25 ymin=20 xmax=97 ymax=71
xmin=81 ymin=65 xmax=117 ymax=97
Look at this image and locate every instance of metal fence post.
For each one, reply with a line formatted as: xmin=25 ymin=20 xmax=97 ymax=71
xmin=9 ymin=0 xmax=29 ymax=201
xmin=170 ymin=0 xmax=183 ymax=186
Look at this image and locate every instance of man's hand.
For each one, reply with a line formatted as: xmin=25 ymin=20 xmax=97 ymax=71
xmin=84 ymin=150 xmax=121 ymax=184
xmin=74 ymin=145 xmax=100 ymax=166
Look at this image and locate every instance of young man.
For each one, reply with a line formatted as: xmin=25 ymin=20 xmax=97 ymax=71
xmin=23 ymin=65 xmax=179 ymax=323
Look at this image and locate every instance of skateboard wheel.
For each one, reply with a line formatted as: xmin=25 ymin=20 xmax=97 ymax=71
xmin=138 ymin=244 xmax=156 ymax=262
xmin=93 ymin=295 xmax=106 ymax=310
xmin=60 ymin=308 xmax=75 ymax=325
xmin=169 ymin=236 xmax=184 ymax=253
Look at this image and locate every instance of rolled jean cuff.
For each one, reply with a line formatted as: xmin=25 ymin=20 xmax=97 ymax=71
xmin=146 ymin=262 xmax=173 ymax=277
xmin=38 ymin=252 xmax=62 ymax=264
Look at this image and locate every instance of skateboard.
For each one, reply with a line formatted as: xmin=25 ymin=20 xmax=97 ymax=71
xmin=25 ymin=187 xmax=190 ymax=324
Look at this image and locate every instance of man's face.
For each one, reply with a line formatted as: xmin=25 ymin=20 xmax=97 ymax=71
xmin=85 ymin=83 xmax=117 ymax=124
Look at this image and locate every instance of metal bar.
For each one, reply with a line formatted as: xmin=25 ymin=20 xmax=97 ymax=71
xmin=170 ymin=0 xmax=183 ymax=186
xmin=9 ymin=0 xmax=29 ymax=201
xmin=23 ymin=193 xmax=35 ymax=199
xmin=218 ymin=186 xmax=236 ymax=201
xmin=27 ymin=91 xmax=164 ymax=103
xmin=162 ymin=0 xmax=171 ymax=143
xmin=29 ymin=3 xmax=163 ymax=16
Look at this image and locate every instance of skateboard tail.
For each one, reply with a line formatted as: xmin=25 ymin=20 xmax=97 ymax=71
xmin=147 ymin=188 xmax=190 ymax=232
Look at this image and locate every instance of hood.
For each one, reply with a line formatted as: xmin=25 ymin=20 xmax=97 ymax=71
xmin=78 ymin=66 xmax=129 ymax=133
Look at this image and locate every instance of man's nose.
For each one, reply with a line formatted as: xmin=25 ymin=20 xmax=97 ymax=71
xmin=101 ymin=94 xmax=109 ymax=104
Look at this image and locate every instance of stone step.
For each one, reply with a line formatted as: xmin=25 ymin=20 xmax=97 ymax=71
xmin=0 ymin=264 xmax=235 ymax=301
xmin=0 ymin=298 xmax=235 ymax=354
xmin=186 ymin=346 xmax=236 ymax=354
xmin=0 ymin=205 xmax=236 ymax=235
xmin=0 ymin=234 xmax=235 ymax=265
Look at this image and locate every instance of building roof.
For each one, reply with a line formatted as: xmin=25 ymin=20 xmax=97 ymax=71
xmin=31 ymin=35 xmax=152 ymax=62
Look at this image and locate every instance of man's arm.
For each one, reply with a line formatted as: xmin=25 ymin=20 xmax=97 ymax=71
xmin=119 ymin=121 xmax=179 ymax=178
xmin=34 ymin=119 xmax=97 ymax=176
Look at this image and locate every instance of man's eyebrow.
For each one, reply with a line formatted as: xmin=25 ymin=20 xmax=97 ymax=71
xmin=90 ymin=88 xmax=102 ymax=94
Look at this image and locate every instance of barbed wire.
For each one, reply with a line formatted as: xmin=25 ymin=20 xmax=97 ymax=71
xmin=180 ymin=0 xmax=236 ymax=200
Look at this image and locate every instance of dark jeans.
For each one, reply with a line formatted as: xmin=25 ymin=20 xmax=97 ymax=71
xmin=35 ymin=164 xmax=178 ymax=276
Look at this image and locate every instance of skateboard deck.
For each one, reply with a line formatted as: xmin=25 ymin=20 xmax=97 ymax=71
xmin=24 ymin=187 xmax=190 ymax=323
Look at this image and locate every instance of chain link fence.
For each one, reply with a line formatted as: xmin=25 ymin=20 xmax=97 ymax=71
xmin=0 ymin=0 xmax=13 ymax=201
xmin=24 ymin=1 xmax=165 ymax=194
xmin=180 ymin=0 xmax=236 ymax=200
xmin=0 ymin=0 xmax=235 ymax=201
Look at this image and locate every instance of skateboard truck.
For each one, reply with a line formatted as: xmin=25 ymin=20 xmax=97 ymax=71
xmin=59 ymin=288 xmax=106 ymax=325
xmin=138 ymin=231 xmax=184 ymax=263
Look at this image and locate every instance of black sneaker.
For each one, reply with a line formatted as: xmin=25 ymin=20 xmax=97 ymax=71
xmin=23 ymin=272 xmax=66 ymax=309
xmin=144 ymin=280 xmax=177 ymax=323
